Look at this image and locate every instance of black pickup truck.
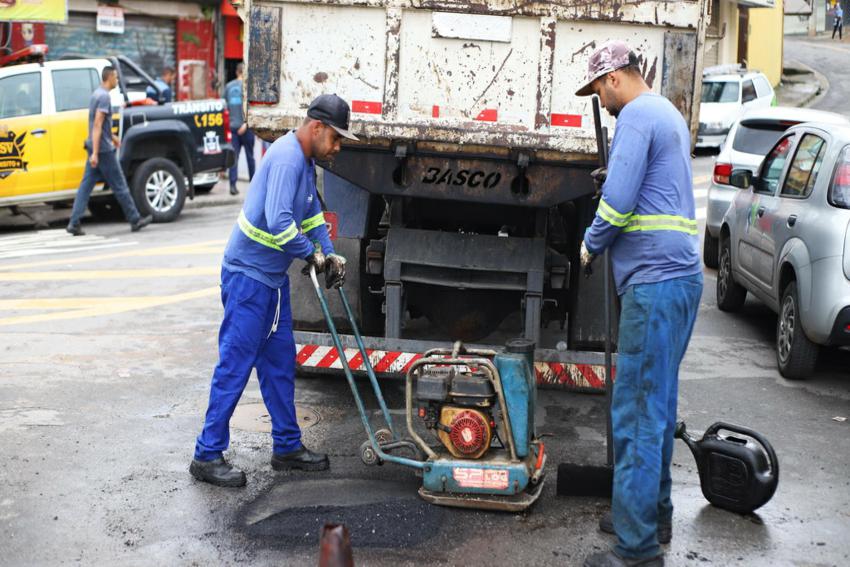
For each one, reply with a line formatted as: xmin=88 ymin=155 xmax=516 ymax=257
xmin=0 ymin=52 xmax=235 ymax=224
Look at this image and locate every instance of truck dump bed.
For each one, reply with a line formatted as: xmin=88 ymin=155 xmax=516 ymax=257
xmin=245 ymin=0 xmax=707 ymax=156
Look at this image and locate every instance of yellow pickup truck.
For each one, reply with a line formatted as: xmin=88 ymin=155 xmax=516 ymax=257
xmin=0 ymin=55 xmax=235 ymax=223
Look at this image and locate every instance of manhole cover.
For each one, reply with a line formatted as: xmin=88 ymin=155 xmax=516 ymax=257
xmin=231 ymin=402 xmax=320 ymax=433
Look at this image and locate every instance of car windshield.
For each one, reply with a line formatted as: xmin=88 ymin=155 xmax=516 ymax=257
xmin=829 ymin=145 xmax=850 ymax=210
xmin=732 ymin=123 xmax=789 ymax=155
xmin=702 ymin=81 xmax=739 ymax=103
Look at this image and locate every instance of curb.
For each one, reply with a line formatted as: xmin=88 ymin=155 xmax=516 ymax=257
xmin=778 ymin=58 xmax=830 ymax=109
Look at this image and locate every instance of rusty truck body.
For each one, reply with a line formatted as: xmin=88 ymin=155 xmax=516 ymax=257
xmin=241 ymin=0 xmax=709 ymax=392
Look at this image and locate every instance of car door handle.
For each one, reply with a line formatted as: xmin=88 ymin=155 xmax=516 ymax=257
xmin=31 ymin=129 xmax=47 ymax=136
xmin=757 ymin=206 xmax=765 ymax=217
xmin=787 ymin=214 xmax=798 ymax=227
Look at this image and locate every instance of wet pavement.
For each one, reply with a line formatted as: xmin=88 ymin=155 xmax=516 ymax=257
xmin=0 ymin=197 xmax=848 ymax=567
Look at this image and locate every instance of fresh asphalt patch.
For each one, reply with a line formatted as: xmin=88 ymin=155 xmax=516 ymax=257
xmin=238 ymin=478 xmax=444 ymax=548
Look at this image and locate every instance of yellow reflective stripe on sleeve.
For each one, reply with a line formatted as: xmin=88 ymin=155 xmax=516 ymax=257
xmin=238 ymin=210 xmax=282 ymax=251
xmin=237 ymin=211 xmax=301 ymax=251
xmin=622 ymin=214 xmax=698 ymax=235
xmin=272 ymin=222 xmax=299 ymax=246
xmin=301 ymin=212 xmax=325 ymax=233
xmin=598 ymin=198 xmax=632 ymax=227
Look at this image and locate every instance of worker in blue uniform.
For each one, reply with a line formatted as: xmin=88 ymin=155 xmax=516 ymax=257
xmin=575 ymin=41 xmax=703 ymax=567
xmin=190 ymin=94 xmax=357 ymax=487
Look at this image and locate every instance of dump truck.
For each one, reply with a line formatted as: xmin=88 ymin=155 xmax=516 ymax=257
xmin=241 ymin=0 xmax=709 ymax=392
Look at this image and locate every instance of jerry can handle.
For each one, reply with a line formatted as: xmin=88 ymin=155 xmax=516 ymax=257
xmin=705 ymin=422 xmax=779 ymax=477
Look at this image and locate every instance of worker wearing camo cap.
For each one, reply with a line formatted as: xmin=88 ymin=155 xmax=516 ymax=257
xmin=575 ymin=40 xmax=703 ymax=567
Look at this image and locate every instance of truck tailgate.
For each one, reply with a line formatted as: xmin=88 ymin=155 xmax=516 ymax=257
xmin=246 ymin=0 xmax=707 ymax=156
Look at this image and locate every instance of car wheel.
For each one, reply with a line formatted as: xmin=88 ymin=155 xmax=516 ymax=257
xmin=703 ymin=228 xmax=719 ymax=269
xmin=776 ymin=281 xmax=819 ymax=380
xmin=88 ymin=197 xmax=125 ymax=221
xmin=131 ymin=158 xmax=186 ymax=223
xmin=716 ymin=236 xmax=747 ymax=312
xmin=193 ymin=183 xmax=216 ymax=194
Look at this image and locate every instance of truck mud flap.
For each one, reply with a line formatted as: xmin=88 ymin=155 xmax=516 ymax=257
xmin=293 ymin=331 xmax=614 ymax=393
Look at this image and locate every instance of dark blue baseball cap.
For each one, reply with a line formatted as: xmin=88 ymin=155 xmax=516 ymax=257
xmin=307 ymin=94 xmax=359 ymax=141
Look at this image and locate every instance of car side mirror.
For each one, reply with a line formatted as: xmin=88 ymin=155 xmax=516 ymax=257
xmin=729 ymin=169 xmax=754 ymax=189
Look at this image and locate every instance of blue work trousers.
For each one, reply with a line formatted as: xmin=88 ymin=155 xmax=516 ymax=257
xmin=69 ymin=150 xmax=141 ymax=227
xmin=229 ymin=128 xmax=256 ymax=187
xmin=612 ymin=273 xmax=703 ymax=560
xmin=194 ymin=268 xmax=301 ymax=461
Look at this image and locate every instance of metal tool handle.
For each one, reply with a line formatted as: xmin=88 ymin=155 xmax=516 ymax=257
xmin=307 ymin=266 xmax=422 ymax=469
xmin=591 ymin=95 xmax=615 ymax=468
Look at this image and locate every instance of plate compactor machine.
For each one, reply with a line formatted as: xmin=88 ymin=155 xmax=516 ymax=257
xmin=309 ymin=267 xmax=546 ymax=512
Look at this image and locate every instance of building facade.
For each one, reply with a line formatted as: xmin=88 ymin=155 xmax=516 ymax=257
xmin=704 ymin=0 xmax=785 ymax=86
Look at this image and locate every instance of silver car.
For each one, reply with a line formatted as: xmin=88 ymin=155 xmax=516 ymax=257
xmin=705 ymin=107 xmax=849 ymax=268
xmin=716 ymin=122 xmax=850 ymax=379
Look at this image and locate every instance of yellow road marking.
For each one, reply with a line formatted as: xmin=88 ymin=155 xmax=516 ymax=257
xmin=0 ymin=240 xmax=226 ymax=271
xmin=801 ymin=41 xmax=850 ymax=54
xmin=0 ymin=267 xmax=219 ymax=282
xmin=0 ymin=287 xmax=219 ymax=327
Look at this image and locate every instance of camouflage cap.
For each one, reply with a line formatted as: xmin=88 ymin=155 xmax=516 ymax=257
xmin=575 ymin=40 xmax=635 ymax=97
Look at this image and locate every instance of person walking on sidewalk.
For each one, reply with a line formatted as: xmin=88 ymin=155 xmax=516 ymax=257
xmin=67 ymin=66 xmax=152 ymax=236
xmin=832 ymin=4 xmax=844 ymax=40
xmin=575 ymin=41 xmax=703 ymax=567
xmin=189 ymin=94 xmax=356 ymax=487
xmin=225 ymin=63 xmax=255 ymax=196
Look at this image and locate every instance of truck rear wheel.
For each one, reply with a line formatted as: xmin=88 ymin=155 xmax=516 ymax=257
xmin=131 ymin=158 xmax=186 ymax=223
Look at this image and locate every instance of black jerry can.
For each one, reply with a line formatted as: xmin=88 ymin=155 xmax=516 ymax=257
xmin=675 ymin=421 xmax=779 ymax=514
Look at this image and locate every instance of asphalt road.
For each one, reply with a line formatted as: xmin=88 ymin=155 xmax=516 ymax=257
xmin=1 ymin=38 xmax=849 ymax=566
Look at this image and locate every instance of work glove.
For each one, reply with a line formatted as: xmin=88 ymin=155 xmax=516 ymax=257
xmin=590 ymin=167 xmax=607 ymax=194
xmin=302 ymin=243 xmax=326 ymax=276
xmin=325 ymin=253 xmax=347 ymax=289
xmin=580 ymin=240 xmax=596 ymax=277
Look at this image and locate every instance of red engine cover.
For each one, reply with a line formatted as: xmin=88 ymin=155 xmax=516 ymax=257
xmin=449 ymin=410 xmax=488 ymax=456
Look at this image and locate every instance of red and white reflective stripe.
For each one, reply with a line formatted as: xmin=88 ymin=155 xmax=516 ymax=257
xmin=474 ymin=109 xmax=498 ymax=122
xmin=295 ymin=344 xmax=612 ymax=390
xmin=550 ymin=113 xmax=583 ymax=128
xmin=351 ymin=100 xmax=383 ymax=114
xmin=295 ymin=344 xmax=423 ymax=374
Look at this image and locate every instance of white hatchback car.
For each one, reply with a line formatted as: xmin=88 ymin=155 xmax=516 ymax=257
xmin=704 ymin=107 xmax=850 ymax=268
xmin=697 ymin=67 xmax=776 ymax=149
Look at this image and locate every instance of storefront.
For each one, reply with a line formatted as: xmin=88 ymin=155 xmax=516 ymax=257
xmin=42 ymin=0 xmax=218 ymax=100
xmin=221 ymin=0 xmax=244 ymax=83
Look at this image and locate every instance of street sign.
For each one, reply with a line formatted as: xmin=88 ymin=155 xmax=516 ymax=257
xmin=96 ymin=6 xmax=124 ymax=35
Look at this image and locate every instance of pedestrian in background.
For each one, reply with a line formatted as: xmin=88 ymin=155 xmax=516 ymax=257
xmin=146 ymin=66 xmax=175 ymax=103
xmin=189 ymin=94 xmax=354 ymax=488
xmin=832 ymin=3 xmax=844 ymax=40
xmin=67 ymin=66 xmax=152 ymax=236
xmin=225 ymin=62 xmax=255 ymax=196
xmin=575 ymin=41 xmax=703 ymax=567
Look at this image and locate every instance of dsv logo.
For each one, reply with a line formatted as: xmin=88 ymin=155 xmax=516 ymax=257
xmin=421 ymin=167 xmax=502 ymax=189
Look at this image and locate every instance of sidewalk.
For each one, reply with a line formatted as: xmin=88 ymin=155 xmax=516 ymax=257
xmin=775 ymin=58 xmax=829 ymax=108
xmin=185 ymin=178 xmax=247 ymax=211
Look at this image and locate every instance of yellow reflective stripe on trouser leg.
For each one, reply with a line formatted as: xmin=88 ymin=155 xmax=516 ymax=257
xmin=301 ymin=212 xmax=325 ymax=233
xmin=622 ymin=214 xmax=698 ymax=235
xmin=598 ymin=198 xmax=632 ymax=228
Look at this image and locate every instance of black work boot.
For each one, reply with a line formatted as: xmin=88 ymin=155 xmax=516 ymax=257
xmin=131 ymin=215 xmax=153 ymax=232
xmin=229 ymin=184 xmax=239 ymax=196
xmin=271 ymin=446 xmax=329 ymax=472
xmin=599 ymin=512 xmax=672 ymax=544
xmin=583 ymin=550 xmax=664 ymax=567
xmin=66 ymin=223 xmax=85 ymax=236
xmin=189 ymin=457 xmax=246 ymax=488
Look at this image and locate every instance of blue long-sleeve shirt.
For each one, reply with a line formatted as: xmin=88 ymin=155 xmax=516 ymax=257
xmin=222 ymin=132 xmax=334 ymax=289
xmin=584 ymin=93 xmax=701 ymax=295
